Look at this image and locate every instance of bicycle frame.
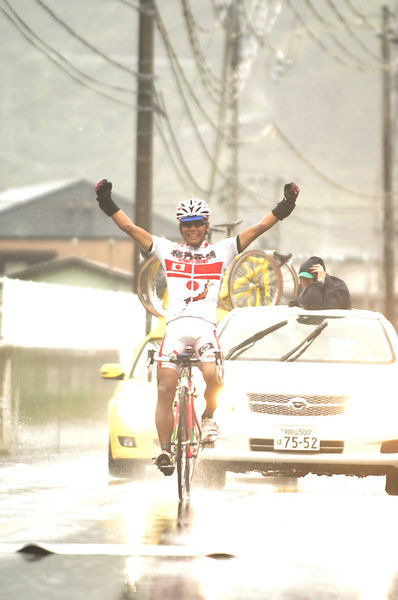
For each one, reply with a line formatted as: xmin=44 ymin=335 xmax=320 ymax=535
xmin=171 ymin=367 xmax=201 ymax=447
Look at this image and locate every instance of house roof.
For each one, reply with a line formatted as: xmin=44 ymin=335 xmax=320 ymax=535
xmin=0 ymin=179 xmax=179 ymax=240
xmin=7 ymin=255 xmax=133 ymax=281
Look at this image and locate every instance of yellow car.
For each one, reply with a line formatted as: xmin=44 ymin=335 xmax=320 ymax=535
xmin=101 ymin=318 xmax=165 ymax=477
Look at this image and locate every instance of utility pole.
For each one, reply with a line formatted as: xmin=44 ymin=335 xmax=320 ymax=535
xmin=229 ymin=0 xmax=240 ymax=223
xmin=224 ymin=0 xmax=241 ymax=223
xmin=381 ymin=5 xmax=395 ymax=324
xmin=133 ymin=0 xmax=155 ymax=291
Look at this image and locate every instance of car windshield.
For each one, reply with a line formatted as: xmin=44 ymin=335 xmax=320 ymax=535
xmin=129 ymin=338 xmax=162 ymax=378
xmin=218 ymin=312 xmax=395 ymax=364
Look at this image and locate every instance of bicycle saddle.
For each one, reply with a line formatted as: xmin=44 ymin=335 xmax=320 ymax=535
xmin=273 ymin=251 xmax=292 ymax=265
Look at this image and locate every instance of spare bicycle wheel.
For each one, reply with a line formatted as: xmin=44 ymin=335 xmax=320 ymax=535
xmin=217 ymin=263 xmax=234 ymax=311
xmin=227 ymin=250 xmax=283 ymax=308
xmin=136 ymin=255 xmax=168 ymax=318
xmin=278 ymin=262 xmax=299 ymax=303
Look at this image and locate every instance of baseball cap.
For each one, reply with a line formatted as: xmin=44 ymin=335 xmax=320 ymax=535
xmin=298 ymin=271 xmax=315 ymax=279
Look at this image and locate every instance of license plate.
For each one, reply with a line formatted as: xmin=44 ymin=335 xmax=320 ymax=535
xmin=273 ymin=426 xmax=320 ymax=451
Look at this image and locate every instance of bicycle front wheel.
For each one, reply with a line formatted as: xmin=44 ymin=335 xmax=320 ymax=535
xmin=176 ymin=388 xmax=193 ymax=503
xmin=228 ymin=250 xmax=283 ymax=308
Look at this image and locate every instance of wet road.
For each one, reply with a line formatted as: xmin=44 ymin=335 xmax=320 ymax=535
xmin=1 ymin=451 xmax=398 ymax=599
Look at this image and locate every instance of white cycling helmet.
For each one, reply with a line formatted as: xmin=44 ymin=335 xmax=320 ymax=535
xmin=175 ymin=198 xmax=211 ymax=222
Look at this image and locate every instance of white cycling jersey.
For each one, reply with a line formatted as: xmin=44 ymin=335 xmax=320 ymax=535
xmin=150 ymin=235 xmax=239 ymax=325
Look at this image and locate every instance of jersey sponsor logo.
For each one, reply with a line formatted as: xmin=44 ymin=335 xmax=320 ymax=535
xmin=171 ymin=248 xmax=216 ymax=262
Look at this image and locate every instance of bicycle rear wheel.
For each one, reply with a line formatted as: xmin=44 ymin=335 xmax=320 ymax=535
xmin=176 ymin=388 xmax=193 ymax=502
xmin=228 ymin=250 xmax=283 ymax=308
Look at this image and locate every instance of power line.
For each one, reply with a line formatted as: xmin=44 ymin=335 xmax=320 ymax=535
xmin=303 ymin=0 xmax=373 ymax=68
xmin=325 ymin=0 xmax=383 ymax=63
xmin=240 ymin=0 xmax=283 ymax=54
xmin=154 ymin=116 xmax=201 ymax=196
xmin=273 ymin=122 xmax=397 ymax=199
xmin=286 ymin=0 xmax=358 ymax=69
xmin=152 ymin=25 xmax=232 ymax=185
xmin=155 ymin=2 xmax=279 ymax=144
xmin=1 ymin=1 xmax=165 ymax=113
xmin=0 ymin=5 xmax=134 ymax=108
xmin=342 ymin=0 xmax=379 ymax=31
xmin=210 ymin=0 xmax=230 ymax=32
xmin=33 ymin=0 xmax=147 ymax=79
xmin=286 ymin=0 xmax=397 ymax=73
xmin=184 ymin=0 xmax=222 ymax=34
xmin=154 ymin=2 xmax=231 ymax=135
xmin=155 ymin=95 xmax=209 ymax=196
xmin=180 ymin=0 xmax=230 ymax=101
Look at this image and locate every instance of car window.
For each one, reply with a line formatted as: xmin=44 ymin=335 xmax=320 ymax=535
xmin=219 ymin=313 xmax=395 ymax=364
xmin=129 ymin=338 xmax=162 ymax=378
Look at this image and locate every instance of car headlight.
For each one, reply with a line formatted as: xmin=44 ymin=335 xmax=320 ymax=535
xmin=117 ymin=398 xmax=155 ymax=429
xmin=216 ymin=385 xmax=247 ymax=416
xmin=345 ymin=390 xmax=398 ymax=438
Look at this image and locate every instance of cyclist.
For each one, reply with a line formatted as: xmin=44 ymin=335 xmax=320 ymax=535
xmin=95 ymin=180 xmax=299 ymax=474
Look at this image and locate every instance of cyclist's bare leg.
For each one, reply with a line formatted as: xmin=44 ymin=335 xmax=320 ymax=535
xmin=156 ymin=367 xmax=178 ymax=449
xmin=201 ymin=361 xmax=222 ymax=419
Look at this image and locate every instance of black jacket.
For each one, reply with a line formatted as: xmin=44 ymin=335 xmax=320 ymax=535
xmin=289 ymin=256 xmax=352 ymax=310
xmin=289 ymin=275 xmax=352 ymax=310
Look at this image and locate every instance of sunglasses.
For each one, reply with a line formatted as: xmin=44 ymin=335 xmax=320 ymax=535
xmin=180 ymin=220 xmax=206 ymax=228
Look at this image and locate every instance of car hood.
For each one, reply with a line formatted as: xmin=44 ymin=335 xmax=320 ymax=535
xmin=219 ymin=359 xmax=398 ymax=439
xmin=223 ymin=359 xmax=396 ymax=398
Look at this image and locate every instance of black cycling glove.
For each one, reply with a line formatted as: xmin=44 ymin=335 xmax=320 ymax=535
xmin=272 ymin=182 xmax=300 ymax=220
xmin=95 ymin=179 xmax=120 ymax=216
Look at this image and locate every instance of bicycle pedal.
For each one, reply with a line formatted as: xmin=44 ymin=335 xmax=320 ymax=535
xmin=160 ymin=465 xmax=175 ymax=476
xmin=201 ymin=441 xmax=215 ymax=448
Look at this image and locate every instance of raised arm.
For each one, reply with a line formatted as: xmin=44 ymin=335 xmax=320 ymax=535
xmin=238 ymin=182 xmax=299 ymax=251
xmin=95 ymin=179 xmax=153 ymax=252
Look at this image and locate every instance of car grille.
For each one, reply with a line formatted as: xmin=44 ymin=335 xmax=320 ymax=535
xmin=247 ymin=393 xmax=347 ymax=417
xmin=250 ymin=438 xmax=344 ymax=454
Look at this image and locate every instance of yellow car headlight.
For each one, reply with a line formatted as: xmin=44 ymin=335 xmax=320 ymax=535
xmin=116 ymin=398 xmax=155 ymax=429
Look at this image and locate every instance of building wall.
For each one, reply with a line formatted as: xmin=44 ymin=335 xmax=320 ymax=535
xmin=15 ymin=265 xmax=134 ymax=293
xmin=0 ymin=238 xmax=136 ymax=275
xmin=0 ymin=346 xmax=120 ymax=454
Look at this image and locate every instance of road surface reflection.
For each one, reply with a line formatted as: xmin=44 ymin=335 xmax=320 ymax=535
xmin=0 ymin=455 xmax=398 ymax=599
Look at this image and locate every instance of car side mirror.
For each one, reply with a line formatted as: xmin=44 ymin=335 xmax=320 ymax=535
xmin=100 ymin=363 xmax=125 ymax=380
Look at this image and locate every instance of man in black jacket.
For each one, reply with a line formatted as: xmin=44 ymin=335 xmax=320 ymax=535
xmin=289 ymin=256 xmax=352 ymax=310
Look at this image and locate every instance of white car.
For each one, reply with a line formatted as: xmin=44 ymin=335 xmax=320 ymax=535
xmin=198 ymin=306 xmax=398 ymax=495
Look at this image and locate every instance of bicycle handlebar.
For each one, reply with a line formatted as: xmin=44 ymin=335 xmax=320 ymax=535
xmin=146 ymin=349 xmax=223 ymax=383
xmin=147 ymin=349 xmax=201 ymax=367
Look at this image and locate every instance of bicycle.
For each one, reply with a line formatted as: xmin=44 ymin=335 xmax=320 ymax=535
xmin=147 ymin=347 xmax=223 ymax=503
